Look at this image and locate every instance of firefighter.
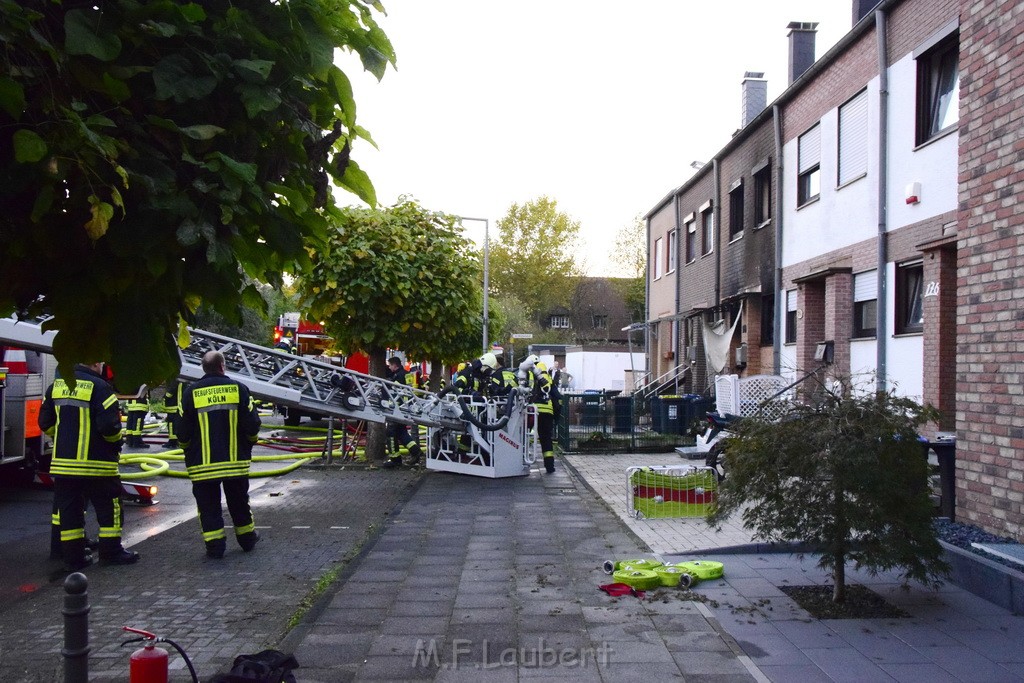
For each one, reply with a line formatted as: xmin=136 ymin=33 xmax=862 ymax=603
xmin=486 ymin=354 xmax=518 ymax=398
xmin=162 ymin=379 xmax=182 ymax=449
xmin=520 ymin=355 xmax=557 ymax=474
xmin=382 ymin=356 xmax=425 ymax=468
xmin=178 ymin=350 xmax=262 ymax=559
xmin=448 ymin=352 xmax=499 ymax=396
xmin=39 ymin=362 xmax=140 ymax=570
xmin=124 ymin=388 xmax=150 ymax=449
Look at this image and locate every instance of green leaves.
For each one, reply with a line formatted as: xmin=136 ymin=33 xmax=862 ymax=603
xmin=1 ymin=0 xmax=396 ymax=389
xmin=65 ymin=9 xmax=122 ymax=61
xmin=12 ymin=129 xmax=46 ymax=162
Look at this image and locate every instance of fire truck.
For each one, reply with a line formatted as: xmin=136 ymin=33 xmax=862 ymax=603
xmin=1 ymin=315 xmax=538 ymax=481
xmin=0 ymin=344 xmax=54 ymax=483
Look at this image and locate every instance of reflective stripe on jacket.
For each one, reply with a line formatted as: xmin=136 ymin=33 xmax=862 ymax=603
xmin=39 ymin=366 xmax=123 ymax=477
xmin=178 ymin=375 xmax=261 ymax=481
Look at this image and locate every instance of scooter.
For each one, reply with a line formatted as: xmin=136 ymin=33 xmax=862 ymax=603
xmin=695 ymin=411 xmax=740 ymax=481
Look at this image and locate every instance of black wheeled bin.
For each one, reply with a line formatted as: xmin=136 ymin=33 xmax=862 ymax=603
xmin=659 ymin=395 xmax=685 ymax=434
xmin=613 ymin=395 xmax=633 ymax=433
xmin=581 ymin=390 xmax=602 ymax=427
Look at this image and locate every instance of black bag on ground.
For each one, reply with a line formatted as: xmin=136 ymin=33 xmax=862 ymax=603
xmin=208 ymin=649 xmax=299 ymax=683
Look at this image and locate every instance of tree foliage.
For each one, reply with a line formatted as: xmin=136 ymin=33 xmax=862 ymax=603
xmin=297 ymin=197 xmax=483 ymax=367
xmin=708 ymin=383 xmax=948 ymax=603
xmin=0 ymin=0 xmax=394 ymax=388
xmin=488 ymin=197 xmax=584 ymax=321
xmin=610 ymin=215 xmax=646 ymax=323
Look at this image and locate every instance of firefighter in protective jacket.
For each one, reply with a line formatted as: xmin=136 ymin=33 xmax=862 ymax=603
xmin=178 ymin=350 xmax=262 ymax=559
xmin=39 ymin=362 xmax=140 ymax=570
xmin=382 ymin=356 xmax=425 ymax=468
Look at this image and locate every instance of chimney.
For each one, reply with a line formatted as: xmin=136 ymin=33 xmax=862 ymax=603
xmin=740 ymin=72 xmax=767 ymax=128
xmin=787 ymin=21 xmax=819 ymax=85
xmin=852 ymin=0 xmax=882 ymax=25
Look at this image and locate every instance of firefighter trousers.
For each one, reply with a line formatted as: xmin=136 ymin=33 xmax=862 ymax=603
xmin=53 ymin=476 xmax=126 ymax=563
xmin=191 ymin=477 xmax=257 ymax=553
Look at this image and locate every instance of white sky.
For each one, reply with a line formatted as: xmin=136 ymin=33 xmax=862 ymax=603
xmin=336 ymin=1 xmax=854 ymax=276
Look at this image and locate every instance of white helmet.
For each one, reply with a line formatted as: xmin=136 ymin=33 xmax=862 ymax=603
xmin=519 ymin=354 xmax=539 ymax=372
xmin=479 ymin=352 xmax=498 ymax=370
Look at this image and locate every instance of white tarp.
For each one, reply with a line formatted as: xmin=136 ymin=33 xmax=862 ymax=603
xmin=702 ymin=302 xmax=743 ymax=374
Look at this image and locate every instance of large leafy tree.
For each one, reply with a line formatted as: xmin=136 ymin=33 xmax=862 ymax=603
xmin=0 ymin=0 xmax=394 ymax=388
xmin=610 ymin=215 xmax=646 ymax=323
xmin=488 ymin=196 xmax=585 ymax=322
xmin=296 ymin=198 xmax=483 ymax=461
xmin=708 ymin=384 xmax=948 ymax=603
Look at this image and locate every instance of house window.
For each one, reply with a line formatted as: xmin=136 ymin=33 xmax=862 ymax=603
xmin=667 ymin=229 xmax=677 ymax=273
xmin=549 ymin=315 xmax=570 ymax=329
xmin=853 ymin=270 xmax=877 ymax=338
xmin=729 ymin=182 xmax=744 ymax=240
xmin=916 ymin=31 xmax=959 ymax=145
xmin=753 ymin=165 xmax=771 ymax=226
xmin=592 ymin=314 xmax=607 ymax=329
xmin=685 ymin=218 xmax=696 ymax=263
xmin=654 ymin=237 xmax=664 ymax=279
xmin=785 ymin=290 xmax=797 ymax=344
xmin=838 ymin=89 xmax=868 ymax=185
xmin=761 ymin=293 xmax=775 ymax=345
xmin=701 ymin=206 xmax=714 ymax=256
xmin=797 ymin=124 xmax=821 ymax=206
xmin=895 ymin=261 xmax=924 ymax=334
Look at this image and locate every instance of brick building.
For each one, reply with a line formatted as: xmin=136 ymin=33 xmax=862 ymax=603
xmin=646 ymin=0 xmax=1024 ymax=539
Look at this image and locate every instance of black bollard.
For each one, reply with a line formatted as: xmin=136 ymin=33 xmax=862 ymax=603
xmin=62 ymin=572 xmax=90 ymax=683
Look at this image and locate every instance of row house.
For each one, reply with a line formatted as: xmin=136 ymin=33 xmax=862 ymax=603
xmin=646 ymin=0 xmax=1024 ymax=539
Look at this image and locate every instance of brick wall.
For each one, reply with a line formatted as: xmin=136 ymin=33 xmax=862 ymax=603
xmin=796 ymin=281 xmax=826 ymax=378
xmin=922 ymin=243 xmax=957 ymax=431
xmin=956 ymin=0 xmax=1024 ymax=539
xmin=825 ymin=272 xmax=853 ymax=379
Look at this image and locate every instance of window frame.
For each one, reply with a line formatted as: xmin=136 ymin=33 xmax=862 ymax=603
xmin=549 ymin=315 xmax=570 ymax=329
xmin=592 ymin=314 xmax=608 ymax=330
xmin=797 ymin=124 xmax=821 ymax=206
xmin=728 ymin=181 xmax=744 ymax=240
xmin=785 ymin=290 xmax=797 ymax=344
xmin=667 ymin=229 xmax=677 ymax=274
xmin=753 ymin=163 xmax=771 ymax=227
xmin=654 ymin=237 xmax=664 ymax=280
xmin=852 ymin=270 xmax=878 ymax=339
xmin=915 ymin=29 xmax=960 ymax=146
xmin=684 ymin=218 xmax=696 ymax=264
xmin=700 ymin=204 xmax=714 ymax=256
xmin=838 ymin=89 xmax=869 ymax=186
xmin=895 ymin=261 xmax=924 ymax=335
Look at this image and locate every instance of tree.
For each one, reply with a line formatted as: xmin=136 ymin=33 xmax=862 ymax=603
xmin=488 ymin=197 xmax=585 ymax=322
xmin=296 ymin=198 xmax=484 ymax=461
xmin=707 ymin=383 xmax=948 ymax=603
xmin=609 ymin=215 xmax=646 ymax=323
xmin=0 ymin=1 xmax=394 ymax=388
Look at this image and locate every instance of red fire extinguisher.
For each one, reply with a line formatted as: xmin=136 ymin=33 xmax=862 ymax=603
xmin=121 ymin=626 xmax=198 ymax=683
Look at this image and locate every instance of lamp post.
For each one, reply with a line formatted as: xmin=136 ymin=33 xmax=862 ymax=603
xmin=457 ymin=216 xmax=490 ymax=353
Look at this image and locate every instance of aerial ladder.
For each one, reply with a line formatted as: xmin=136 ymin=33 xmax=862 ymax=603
xmin=1 ymin=316 xmax=536 ymax=483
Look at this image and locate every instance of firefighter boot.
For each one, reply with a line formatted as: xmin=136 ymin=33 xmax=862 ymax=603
xmin=63 ymin=539 xmax=93 ymax=572
xmin=381 ymin=457 xmax=403 ymax=469
xmin=101 ymin=549 xmax=140 ymax=566
xmin=206 ymin=538 xmax=227 ymax=559
xmin=239 ymin=531 xmax=261 ymax=553
xmin=543 ymin=455 xmax=555 ymax=474
xmin=162 ymin=439 xmax=179 ymax=449
xmin=407 ymin=444 xmax=423 ymax=466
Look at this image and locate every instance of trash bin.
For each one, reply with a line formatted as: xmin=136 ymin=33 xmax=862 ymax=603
xmin=581 ymin=390 xmax=602 ymax=427
xmin=659 ymin=395 xmax=685 ymax=434
xmin=682 ymin=394 xmax=709 ymax=434
xmin=613 ymin=395 xmax=633 ymax=433
xmin=650 ymin=396 xmax=663 ymax=432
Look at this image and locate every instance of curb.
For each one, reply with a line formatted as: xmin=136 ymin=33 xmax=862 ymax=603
xmin=939 ymin=539 xmax=1024 ymax=615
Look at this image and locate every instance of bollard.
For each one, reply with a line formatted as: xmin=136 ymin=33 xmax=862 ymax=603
xmin=62 ymin=572 xmax=90 ymax=683
xmin=325 ymin=416 xmax=335 ymax=465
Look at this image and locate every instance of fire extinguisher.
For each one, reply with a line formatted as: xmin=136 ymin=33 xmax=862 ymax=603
xmin=121 ymin=626 xmax=199 ymax=683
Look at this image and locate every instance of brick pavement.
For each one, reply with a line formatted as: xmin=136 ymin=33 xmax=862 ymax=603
xmin=0 ymin=465 xmax=419 ymax=682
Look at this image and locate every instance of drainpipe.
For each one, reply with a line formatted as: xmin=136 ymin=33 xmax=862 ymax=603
xmin=875 ymin=8 xmax=889 ymax=391
xmin=673 ymin=193 xmax=682 ymax=368
xmin=713 ymin=158 xmax=722 ymax=308
xmin=773 ymin=104 xmax=784 ymax=375
xmin=645 ymin=216 xmax=652 ymax=376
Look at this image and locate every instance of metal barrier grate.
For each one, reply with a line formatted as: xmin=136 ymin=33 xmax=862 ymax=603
xmin=626 ymin=465 xmax=718 ymax=519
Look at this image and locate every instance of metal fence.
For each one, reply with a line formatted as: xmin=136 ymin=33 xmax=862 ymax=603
xmin=556 ymin=391 xmax=711 ymax=454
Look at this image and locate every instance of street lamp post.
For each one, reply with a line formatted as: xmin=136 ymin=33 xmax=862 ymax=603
xmin=458 ymin=216 xmax=490 ymax=353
